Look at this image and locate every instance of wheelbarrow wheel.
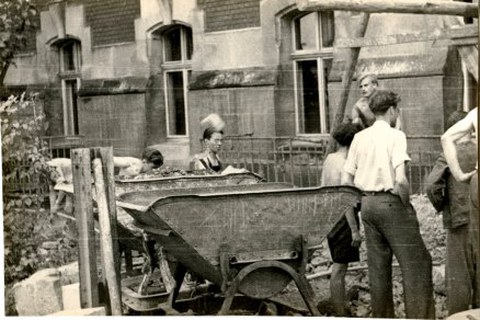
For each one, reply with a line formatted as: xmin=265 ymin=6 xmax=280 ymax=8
xmin=218 ymin=260 xmax=320 ymax=316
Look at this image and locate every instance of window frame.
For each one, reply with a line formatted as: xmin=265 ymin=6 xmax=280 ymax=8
xmin=291 ymin=11 xmax=334 ymax=136
xmin=58 ymin=39 xmax=82 ymax=136
xmin=161 ymin=25 xmax=192 ymax=138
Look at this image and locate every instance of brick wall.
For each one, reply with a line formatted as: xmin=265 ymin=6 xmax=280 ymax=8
xmin=198 ymin=0 xmax=260 ymax=32
xmin=85 ymin=0 xmax=140 ymax=46
xmin=78 ymin=93 xmax=147 ymax=156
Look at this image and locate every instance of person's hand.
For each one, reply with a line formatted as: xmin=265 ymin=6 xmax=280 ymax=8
xmin=455 ymin=169 xmax=477 ymax=183
xmin=351 ymin=231 xmax=362 ymax=248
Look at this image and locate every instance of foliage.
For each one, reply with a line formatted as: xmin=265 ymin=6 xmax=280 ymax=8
xmin=2 ymin=93 xmax=79 ymax=315
xmin=0 ymin=0 xmax=38 ymax=87
xmin=4 ymin=207 xmax=79 ymax=285
xmin=1 ymin=93 xmax=52 ymax=199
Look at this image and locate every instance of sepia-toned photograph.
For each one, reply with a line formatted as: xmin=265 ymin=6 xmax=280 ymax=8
xmin=1 ymin=0 xmax=478 ymax=318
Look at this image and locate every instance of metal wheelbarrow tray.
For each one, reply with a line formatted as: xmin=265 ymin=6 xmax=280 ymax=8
xmin=115 ymin=172 xmax=264 ymax=194
xmin=114 ymin=172 xmax=264 ymax=255
xmin=117 ymin=185 xmax=362 ymax=315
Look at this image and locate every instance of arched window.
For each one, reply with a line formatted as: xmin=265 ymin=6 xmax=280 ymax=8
xmin=57 ymin=39 xmax=82 ymax=135
xmin=161 ymin=25 xmax=192 ymax=137
xmin=292 ymin=11 xmax=334 ymax=134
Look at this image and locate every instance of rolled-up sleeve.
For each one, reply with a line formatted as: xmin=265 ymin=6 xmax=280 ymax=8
xmin=343 ymin=137 xmax=358 ymax=175
xmin=391 ymin=132 xmax=411 ymax=169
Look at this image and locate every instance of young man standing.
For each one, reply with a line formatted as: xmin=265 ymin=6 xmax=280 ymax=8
xmin=426 ymin=111 xmax=477 ymax=315
xmin=321 ymin=122 xmax=362 ymax=316
xmin=351 ymin=74 xmax=378 ymax=129
xmin=342 ymin=90 xmax=434 ymax=318
xmin=441 ymin=107 xmax=478 ymax=311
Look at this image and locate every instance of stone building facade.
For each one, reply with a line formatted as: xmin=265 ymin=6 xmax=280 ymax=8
xmin=5 ymin=0 xmax=477 ymax=167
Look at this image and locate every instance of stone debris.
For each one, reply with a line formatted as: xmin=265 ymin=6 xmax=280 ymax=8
xmin=13 ymin=268 xmax=63 ymax=316
xmin=50 ymin=306 xmax=106 ymax=316
xmin=57 ymin=261 xmax=79 ymax=285
xmin=42 ymin=241 xmax=58 ymax=249
xmin=62 ymin=283 xmax=81 ymax=310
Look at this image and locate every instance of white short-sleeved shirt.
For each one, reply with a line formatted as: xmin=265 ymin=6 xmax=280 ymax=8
xmin=344 ymin=120 xmax=411 ymax=192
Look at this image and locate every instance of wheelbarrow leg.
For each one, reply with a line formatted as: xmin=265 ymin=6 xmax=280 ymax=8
xmin=218 ymin=260 xmax=320 ymax=316
xmin=138 ymin=239 xmax=158 ymax=295
xmin=167 ymin=262 xmax=187 ymax=308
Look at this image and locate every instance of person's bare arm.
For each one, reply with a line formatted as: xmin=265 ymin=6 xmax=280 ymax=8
xmin=341 ymin=171 xmax=354 ymax=186
xmin=113 ymin=157 xmax=131 ymax=169
xmin=113 ymin=157 xmax=142 ymax=177
xmin=441 ymin=115 xmax=477 ymax=182
xmin=351 ymin=104 xmax=361 ymax=125
xmin=392 ymin=162 xmax=410 ymax=208
xmin=344 ymin=207 xmax=361 ymax=247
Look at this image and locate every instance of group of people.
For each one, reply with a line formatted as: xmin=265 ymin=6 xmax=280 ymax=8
xmin=48 ymin=148 xmax=164 ymax=214
xmin=321 ymin=73 xmax=478 ymax=318
xmin=46 ymin=73 xmax=478 ymax=318
xmin=48 ymin=113 xmax=245 ymax=214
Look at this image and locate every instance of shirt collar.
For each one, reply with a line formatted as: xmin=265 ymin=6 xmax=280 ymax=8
xmin=372 ymin=119 xmax=391 ymax=127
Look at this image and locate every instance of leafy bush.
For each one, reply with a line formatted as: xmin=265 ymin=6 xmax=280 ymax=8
xmin=1 ymin=93 xmax=51 ymax=195
xmin=2 ymin=94 xmax=79 ymax=315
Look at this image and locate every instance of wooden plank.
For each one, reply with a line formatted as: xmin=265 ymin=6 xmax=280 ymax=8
xmin=326 ymin=13 xmax=370 ymax=155
xmin=94 ymin=147 xmax=122 ymax=291
xmin=71 ymin=148 xmax=99 ymax=308
xmin=335 ymin=25 xmax=478 ymax=48
xmin=92 ymin=157 xmax=123 ymax=315
xmin=297 ymin=0 xmax=478 ymax=17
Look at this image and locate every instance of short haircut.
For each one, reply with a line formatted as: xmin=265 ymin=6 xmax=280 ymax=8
xmin=332 ymin=122 xmax=362 ymax=147
xmin=369 ymin=90 xmax=401 ymax=115
xmin=446 ymin=110 xmax=468 ymax=129
xmin=142 ymin=148 xmax=164 ymax=168
xmin=203 ymin=127 xmax=224 ymax=140
xmin=358 ymin=73 xmax=378 ymax=86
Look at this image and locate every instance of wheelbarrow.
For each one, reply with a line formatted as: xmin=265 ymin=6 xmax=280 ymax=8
xmin=117 ymin=185 xmax=362 ymax=315
xmin=59 ymin=172 xmax=266 ymax=297
xmin=116 ymin=182 xmax=294 ymax=299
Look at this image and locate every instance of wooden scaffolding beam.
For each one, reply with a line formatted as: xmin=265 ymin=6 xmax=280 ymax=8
xmin=297 ymin=0 xmax=479 ymax=18
xmin=326 ymin=13 xmax=371 ymax=155
xmin=335 ymin=24 xmax=478 ymax=48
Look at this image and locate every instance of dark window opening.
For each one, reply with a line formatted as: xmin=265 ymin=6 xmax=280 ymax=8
xmin=164 ymin=27 xmax=182 ymax=61
xmin=298 ymin=60 xmax=320 ymax=134
xmin=167 ymin=71 xmax=186 ymax=135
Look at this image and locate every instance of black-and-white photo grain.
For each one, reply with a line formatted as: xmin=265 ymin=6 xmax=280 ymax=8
xmin=2 ymin=0 xmax=478 ymax=318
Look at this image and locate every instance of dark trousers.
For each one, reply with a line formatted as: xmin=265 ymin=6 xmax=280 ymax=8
xmin=361 ymin=193 xmax=435 ymax=319
xmin=446 ymin=225 xmax=475 ymax=314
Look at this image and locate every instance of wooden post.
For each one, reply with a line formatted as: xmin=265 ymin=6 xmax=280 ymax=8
xmin=92 ymin=156 xmax=123 ymax=315
xmin=443 ymin=16 xmax=478 ymax=82
xmin=71 ymin=148 xmax=99 ymax=308
xmin=296 ymin=0 xmax=478 ymax=17
xmin=326 ymin=13 xmax=370 ymax=155
xmin=94 ymin=147 xmax=122 ymax=289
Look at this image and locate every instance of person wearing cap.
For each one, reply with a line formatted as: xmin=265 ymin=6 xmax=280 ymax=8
xmin=342 ymin=90 xmax=434 ymax=319
xmin=114 ymin=148 xmax=164 ymax=178
xmin=441 ymin=107 xmax=478 ymax=311
xmin=193 ymin=126 xmax=224 ymax=173
xmin=426 ymin=110 xmax=477 ymax=315
xmin=321 ymin=121 xmax=362 ymax=316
